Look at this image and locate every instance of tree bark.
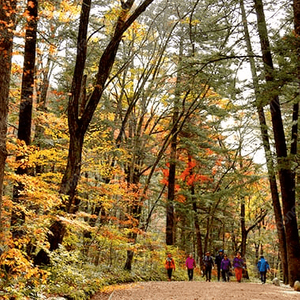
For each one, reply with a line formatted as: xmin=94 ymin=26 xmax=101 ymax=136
xmin=166 ymin=132 xmax=177 ymax=245
xmin=0 ymin=0 xmax=17 ymax=232
xmin=254 ymin=0 xmax=300 ymax=286
xmin=11 ymin=0 xmax=38 ymax=234
xmin=18 ymin=0 xmax=38 ymax=145
xmin=166 ymin=36 xmax=184 ymax=245
xmin=240 ymin=0 xmax=288 ymax=283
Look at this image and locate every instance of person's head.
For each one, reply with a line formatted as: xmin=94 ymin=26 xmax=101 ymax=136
xmin=219 ymin=249 xmax=223 ymax=255
xmin=167 ymin=253 xmax=171 ymax=257
xmin=260 ymin=255 xmax=264 ymax=259
xmin=236 ymin=252 xmax=241 ymax=258
xmin=224 ymin=254 xmax=228 ymax=259
xmin=189 ymin=253 xmax=193 ymax=258
xmin=206 ymin=251 xmax=210 ymax=256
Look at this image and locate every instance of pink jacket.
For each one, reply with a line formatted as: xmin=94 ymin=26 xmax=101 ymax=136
xmin=185 ymin=257 xmax=196 ymax=269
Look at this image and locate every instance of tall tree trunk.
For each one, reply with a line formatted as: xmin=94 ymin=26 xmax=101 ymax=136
xmin=166 ymin=128 xmax=177 ymax=245
xmin=18 ymin=0 xmax=38 ymax=145
xmin=0 ymin=0 xmax=17 ymax=232
xmin=254 ymin=0 xmax=300 ymax=286
xmin=166 ymin=37 xmax=184 ymax=245
xmin=59 ymin=0 xmax=91 ymax=212
xmin=189 ymin=157 xmax=204 ymax=269
xmin=240 ymin=0 xmax=288 ymax=283
xmin=124 ymin=124 xmax=143 ymax=270
xmin=11 ymin=0 xmax=38 ymax=234
xmin=240 ymin=197 xmax=246 ymax=258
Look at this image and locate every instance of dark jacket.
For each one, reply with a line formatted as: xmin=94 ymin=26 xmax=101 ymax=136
xmin=204 ymin=255 xmax=214 ymax=268
xmin=215 ymin=254 xmax=224 ymax=267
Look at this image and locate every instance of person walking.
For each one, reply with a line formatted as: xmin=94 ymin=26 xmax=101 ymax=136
xmin=233 ymin=252 xmax=244 ymax=283
xmin=220 ymin=254 xmax=231 ymax=282
xmin=257 ymin=255 xmax=270 ymax=284
xmin=203 ymin=251 xmax=214 ymax=282
xmin=215 ymin=249 xmax=224 ymax=281
xmin=165 ymin=253 xmax=176 ymax=281
xmin=185 ymin=253 xmax=196 ymax=281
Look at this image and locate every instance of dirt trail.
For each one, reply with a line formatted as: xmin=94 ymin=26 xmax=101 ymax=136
xmin=91 ymin=281 xmax=300 ymax=300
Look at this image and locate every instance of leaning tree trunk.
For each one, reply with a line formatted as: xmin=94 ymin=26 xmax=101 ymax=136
xmin=0 ymin=0 xmax=17 ymax=232
xmin=254 ymin=0 xmax=300 ymax=286
xmin=239 ymin=0 xmax=288 ymax=283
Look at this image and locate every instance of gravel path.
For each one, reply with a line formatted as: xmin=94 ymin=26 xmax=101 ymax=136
xmin=91 ymin=281 xmax=300 ymax=300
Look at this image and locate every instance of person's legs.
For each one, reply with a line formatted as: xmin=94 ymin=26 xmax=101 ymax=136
xmin=188 ymin=269 xmax=193 ymax=280
xmin=217 ymin=267 xmax=221 ymax=281
xmin=205 ymin=267 xmax=212 ymax=281
xmin=208 ymin=267 xmax=212 ymax=281
xmin=261 ymin=271 xmax=267 ymax=283
xmin=235 ymin=267 xmax=242 ymax=282
xmin=225 ymin=270 xmax=230 ymax=282
xmin=221 ymin=270 xmax=226 ymax=282
xmin=167 ymin=269 xmax=172 ymax=281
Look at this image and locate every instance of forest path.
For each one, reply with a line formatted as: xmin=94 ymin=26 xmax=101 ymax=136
xmin=91 ymin=280 xmax=300 ymax=300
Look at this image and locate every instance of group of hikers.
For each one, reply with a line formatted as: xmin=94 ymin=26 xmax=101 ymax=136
xmin=165 ymin=250 xmax=270 ymax=283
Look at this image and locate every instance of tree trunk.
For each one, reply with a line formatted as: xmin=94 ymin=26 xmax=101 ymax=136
xmin=0 ymin=0 xmax=17 ymax=232
xmin=192 ymin=186 xmax=204 ymax=270
xmin=18 ymin=0 xmax=38 ymax=145
xmin=166 ymin=133 xmax=176 ymax=245
xmin=61 ymin=0 xmax=155 ymax=209
xmin=11 ymin=0 xmax=38 ymax=235
xmin=240 ymin=198 xmax=246 ymax=258
xmin=166 ymin=36 xmax=184 ymax=245
xmin=239 ymin=0 xmax=288 ymax=282
xmin=254 ymin=0 xmax=300 ymax=286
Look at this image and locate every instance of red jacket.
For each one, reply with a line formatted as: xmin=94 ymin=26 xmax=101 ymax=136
xmin=165 ymin=257 xmax=175 ymax=269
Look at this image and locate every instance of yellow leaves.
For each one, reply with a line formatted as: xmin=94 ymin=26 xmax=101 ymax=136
xmin=40 ymin=0 xmax=80 ymax=22
xmin=0 ymin=247 xmax=49 ymax=283
xmin=123 ymin=21 xmax=147 ymax=43
xmin=181 ymin=17 xmax=201 ymax=26
xmin=11 ymin=62 xmax=22 ymax=75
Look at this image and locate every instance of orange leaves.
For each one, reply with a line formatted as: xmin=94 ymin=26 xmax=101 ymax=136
xmin=179 ymin=157 xmax=212 ymax=186
xmin=160 ymin=166 xmax=169 ymax=185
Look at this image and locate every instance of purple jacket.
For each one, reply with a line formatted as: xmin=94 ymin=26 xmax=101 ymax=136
xmin=220 ymin=258 xmax=231 ymax=270
xmin=233 ymin=256 xmax=244 ymax=268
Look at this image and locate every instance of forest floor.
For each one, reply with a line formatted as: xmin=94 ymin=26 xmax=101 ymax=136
xmin=91 ymin=280 xmax=300 ymax=300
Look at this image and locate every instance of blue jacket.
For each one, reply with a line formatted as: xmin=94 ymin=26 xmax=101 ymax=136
xmin=257 ymin=257 xmax=270 ymax=272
